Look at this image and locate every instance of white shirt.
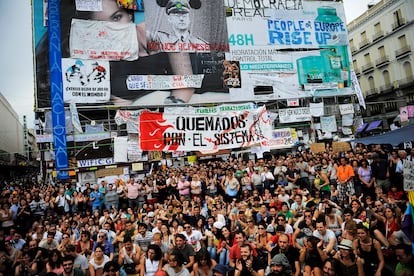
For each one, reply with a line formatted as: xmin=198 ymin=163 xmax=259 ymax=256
xmin=181 ymin=229 xmax=203 ymax=252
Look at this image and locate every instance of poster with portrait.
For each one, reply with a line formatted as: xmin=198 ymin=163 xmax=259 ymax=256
xmin=33 ymin=0 xmax=229 ymax=109
xmin=144 ymin=0 xmax=229 ymax=53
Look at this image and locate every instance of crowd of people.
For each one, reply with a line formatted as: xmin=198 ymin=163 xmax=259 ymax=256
xmin=0 ymin=144 xmax=413 ymax=276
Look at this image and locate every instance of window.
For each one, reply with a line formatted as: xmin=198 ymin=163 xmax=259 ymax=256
xmin=398 ymin=35 xmax=407 ymax=48
xmin=378 ymin=46 xmax=385 ymax=57
xmin=383 ymin=70 xmax=391 ymax=86
xmin=403 ymin=62 xmax=413 ymax=80
xmin=374 ymin=22 xmax=381 ymax=33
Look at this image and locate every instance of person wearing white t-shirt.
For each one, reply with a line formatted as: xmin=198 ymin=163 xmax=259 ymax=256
xmin=313 ymin=220 xmax=337 ymax=255
xmin=181 ymin=222 xmax=203 ymax=252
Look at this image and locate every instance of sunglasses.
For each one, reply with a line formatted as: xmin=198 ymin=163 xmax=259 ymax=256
xmin=258 ymin=227 xmax=265 ymax=229
xmin=98 ymin=235 xmax=106 ymax=238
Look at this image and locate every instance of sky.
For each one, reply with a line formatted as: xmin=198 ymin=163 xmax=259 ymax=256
xmin=0 ymin=0 xmax=374 ymax=129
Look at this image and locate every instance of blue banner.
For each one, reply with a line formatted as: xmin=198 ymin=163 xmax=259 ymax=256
xmin=48 ymin=0 xmax=69 ymax=179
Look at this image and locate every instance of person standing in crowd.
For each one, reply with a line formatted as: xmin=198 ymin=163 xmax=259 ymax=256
xmin=126 ymin=178 xmax=139 ymax=211
xmin=371 ymin=152 xmax=391 ymax=194
xmin=336 ymin=157 xmax=355 ymax=205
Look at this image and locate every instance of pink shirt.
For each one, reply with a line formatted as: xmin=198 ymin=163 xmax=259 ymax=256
xmin=177 ymin=180 xmax=190 ymax=195
xmin=126 ymin=183 xmax=139 ymax=199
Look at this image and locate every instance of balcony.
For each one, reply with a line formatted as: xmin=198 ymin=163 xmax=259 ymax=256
xmin=395 ymin=45 xmax=411 ymax=59
xmin=398 ymin=75 xmax=414 ymax=87
xmin=359 ymin=39 xmax=371 ymax=49
xmin=372 ymin=30 xmax=384 ymax=42
xmin=379 ymin=83 xmax=393 ymax=92
xmin=362 ymin=62 xmax=374 ymax=74
xmin=375 ymin=55 xmax=390 ymax=68
xmin=392 ymin=18 xmax=406 ymax=31
xmin=350 ymin=46 xmax=357 ymax=54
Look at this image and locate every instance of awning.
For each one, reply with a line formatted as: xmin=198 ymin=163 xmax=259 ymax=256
xmin=356 ymin=123 xmax=368 ymax=133
xmin=365 ymin=120 xmax=382 ymax=132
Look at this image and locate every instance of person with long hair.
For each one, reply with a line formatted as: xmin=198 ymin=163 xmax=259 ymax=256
xmin=322 ymin=258 xmax=342 ymax=276
xmin=139 ymin=244 xmax=163 ymax=276
xmin=191 ymin=248 xmax=217 ymax=276
xmin=89 ymin=245 xmax=110 ymax=276
xmin=353 ymin=223 xmax=383 ymax=276
xmin=299 ymin=236 xmax=326 ymax=276
xmin=46 ymin=249 xmax=64 ymax=274
xmin=217 ymin=226 xmax=233 ymax=266
xmin=358 ymin=159 xmax=375 ymax=199
xmin=334 ymin=239 xmax=364 ymax=276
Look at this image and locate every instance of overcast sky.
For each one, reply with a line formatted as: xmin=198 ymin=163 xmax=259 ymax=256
xmin=0 ymin=0 xmax=374 ymax=129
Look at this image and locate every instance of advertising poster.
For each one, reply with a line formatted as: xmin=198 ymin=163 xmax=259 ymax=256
xmin=33 ymin=0 xmax=355 ymax=109
xmin=144 ymin=0 xmax=229 ymax=53
xmin=225 ymin=0 xmax=354 ymax=101
xmin=34 ymin=0 xmax=229 ymax=108
xmin=139 ymin=105 xmax=272 ymax=152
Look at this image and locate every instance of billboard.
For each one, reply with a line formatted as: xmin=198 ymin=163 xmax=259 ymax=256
xmin=33 ymin=0 xmax=354 ymax=109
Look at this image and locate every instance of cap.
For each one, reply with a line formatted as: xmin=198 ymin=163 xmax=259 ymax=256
xmin=337 ymin=239 xmax=353 ymax=250
xmin=213 ymin=221 xmax=225 ymax=230
xmin=212 ymin=264 xmax=227 ymax=274
xmin=271 ymin=253 xmax=290 ymax=266
xmin=166 ymin=0 xmax=190 ymax=14
xmin=120 ymin=214 xmax=128 ymax=219
xmin=148 ymin=211 xmax=155 ymax=218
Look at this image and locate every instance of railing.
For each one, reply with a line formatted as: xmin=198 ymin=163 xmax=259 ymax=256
xmin=375 ymin=55 xmax=389 ymax=67
xmin=372 ymin=30 xmax=384 ymax=42
xmin=359 ymin=39 xmax=371 ymax=49
xmin=362 ymin=62 xmax=374 ymax=73
xmin=392 ymin=18 xmax=406 ymax=30
xmin=395 ymin=45 xmax=411 ymax=59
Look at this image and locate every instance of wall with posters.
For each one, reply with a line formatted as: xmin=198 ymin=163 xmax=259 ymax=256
xmin=33 ymin=0 xmax=355 ymax=109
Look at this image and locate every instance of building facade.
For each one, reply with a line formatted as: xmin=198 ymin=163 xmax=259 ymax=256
xmin=347 ymin=0 xmax=414 ymax=131
xmin=0 ymin=93 xmax=38 ymax=179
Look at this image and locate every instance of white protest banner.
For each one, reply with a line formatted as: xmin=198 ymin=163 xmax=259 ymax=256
xmin=75 ymin=0 xmax=102 ymax=11
xmin=342 ymin=114 xmax=354 ymax=126
xmin=278 ymin=107 xmax=311 ymax=124
xmin=339 ymin=104 xmax=354 ymax=115
xmin=62 ymin=58 xmax=110 ymax=103
xmin=309 ymin=102 xmax=324 ymax=117
xmin=126 ymin=75 xmax=204 ymax=90
xmin=139 ymin=105 xmax=271 ymax=152
xmin=321 ymin=116 xmax=338 ymax=133
xmin=70 ymin=18 xmax=139 ymax=61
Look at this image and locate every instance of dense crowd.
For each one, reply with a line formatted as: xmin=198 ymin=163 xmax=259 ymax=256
xmin=0 ymin=145 xmax=413 ymax=276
